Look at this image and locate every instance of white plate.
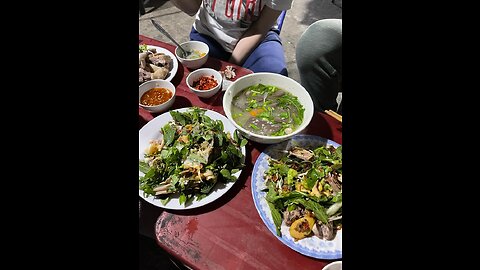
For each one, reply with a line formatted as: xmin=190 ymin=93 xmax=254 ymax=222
xmin=139 ymin=108 xmax=246 ymax=210
xmin=145 ymin=45 xmax=178 ymax=82
xmin=251 ymin=134 xmax=342 ymax=259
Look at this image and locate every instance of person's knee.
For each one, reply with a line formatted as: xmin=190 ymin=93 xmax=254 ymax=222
xmin=296 ymin=19 xmax=342 ymax=65
xmin=248 ymin=59 xmax=288 ymax=75
xmin=244 ymin=35 xmax=287 ymax=75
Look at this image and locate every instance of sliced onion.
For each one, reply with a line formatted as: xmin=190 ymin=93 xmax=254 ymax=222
xmin=326 ymin=201 xmax=342 ymax=216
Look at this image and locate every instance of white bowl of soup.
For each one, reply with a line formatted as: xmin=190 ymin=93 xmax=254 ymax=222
xmin=139 ymin=79 xmax=176 ymax=113
xmin=175 ymin=41 xmax=209 ymax=70
xmin=223 ymin=72 xmax=314 ymax=144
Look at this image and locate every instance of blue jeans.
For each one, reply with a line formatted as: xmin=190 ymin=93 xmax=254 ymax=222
xmin=189 ymin=27 xmax=288 ymax=76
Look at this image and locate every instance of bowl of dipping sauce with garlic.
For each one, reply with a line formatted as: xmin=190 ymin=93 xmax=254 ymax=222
xmin=186 ymin=68 xmax=223 ymax=99
xmin=139 ymin=79 xmax=176 ymax=113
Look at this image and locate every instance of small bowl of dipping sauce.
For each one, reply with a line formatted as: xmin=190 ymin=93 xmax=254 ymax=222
xmin=139 ymin=79 xmax=176 ymax=113
xmin=186 ymin=68 xmax=222 ymax=98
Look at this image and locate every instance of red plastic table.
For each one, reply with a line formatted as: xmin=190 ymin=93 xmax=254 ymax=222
xmin=139 ymin=35 xmax=343 ymax=270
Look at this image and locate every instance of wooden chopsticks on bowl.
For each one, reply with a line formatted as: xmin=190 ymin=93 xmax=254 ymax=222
xmin=325 ymin=109 xmax=342 ymax=123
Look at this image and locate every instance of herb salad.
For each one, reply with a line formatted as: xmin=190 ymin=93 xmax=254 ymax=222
xmin=139 ymin=107 xmax=247 ymax=207
xmin=263 ymin=143 xmax=342 ymax=241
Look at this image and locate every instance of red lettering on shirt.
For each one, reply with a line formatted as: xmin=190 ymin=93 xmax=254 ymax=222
xmin=225 ymin=0 xmax=235 ymax=18
xmin=211 ymin=0 xmax=216 ymax=12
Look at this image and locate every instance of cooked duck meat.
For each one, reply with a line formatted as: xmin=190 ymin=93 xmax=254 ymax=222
xmin=139 ymin=68 xmax=151 ymax=84
xmin=325 ymin=173 xmax=342 ymax=192
xmin=244 ymin=117 xmax=281 ymax=135
xmin=151 ymin=67 xmax=169 ymax=80
xmin=271 ymin=89 xmax=285 ymax=97
xmin=321 ymin=222 xmax=335 ymax=240
xmin=289 ymin=147 xmax=314 ymax=161
xmin=139 ymin=52 xmax=149 ymax=69
xmin=232 ymin=92 xmax=249 ymax=109
xmin=148 ymin=53 xmax=171 ymax=69
xmin=312 ymin=221 xmax=335 ymax=240
xmin=283 ymin=207 xmax=303 ymax=226
xmin=272 ymin=107 xmax=289 ymax=123
xmin=312 ymin=222 xmax=322 ymax=239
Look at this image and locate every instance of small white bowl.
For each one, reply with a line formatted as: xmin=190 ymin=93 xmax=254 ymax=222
xmin=139 ymin=79 xmax=176 ymax=113
xmin=175 ymin=41 xmax=209 ymax=70
xmin=223 ymin=72 xmax=314 ymax=144
xmin=323 ymin=261 xmax=342 ymax=270
xmin=186 ymin=68 xmax=223 ymax=99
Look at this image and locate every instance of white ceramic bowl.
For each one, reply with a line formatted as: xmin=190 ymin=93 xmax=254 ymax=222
xmin=139 ymin=79 xmax=176 ymax=113
xmin=223 ymin=72 xmax=314 ymax=144
xmin=323 ymin=261 xmax=342 ymax=270
xmin=175 ymin=41 xmax=209 ymax=70
xmin=186 ymin=68 xmax=223 ymax=98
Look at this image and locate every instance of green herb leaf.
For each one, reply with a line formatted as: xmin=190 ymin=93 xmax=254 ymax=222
xmin=200 ymin=181 xmax=216 ymax=194
xmin=240 ymin=138 xmax=248 ymax=147
xmin=187 ymin=153 xmax=207 ymax=164
xmin=160 ymin=197 xmax=171 ymax=206
xmin=286 ymin=168 xmax=298 ymax=185
xmin=303 ymin=168 xmax=320 ymax=190
xmin=249 ymin=123 xmax=260 ymax=130
xmin=196 ymin=194 xmax=207 ymax=201
xmin=179 ymin=193 xmax=186 ymax=205
xmin=139 ymin=161 xmax=150 ymax=174
xmin=162 ymin=123 xmax=176 ymax=146
xmin=170 ymin=111 xmax=187 ymax=126
xmin=291 ymin=198 xmax=328 ymax=224
xmin=267 ymin=202 xmax=283 ymax=236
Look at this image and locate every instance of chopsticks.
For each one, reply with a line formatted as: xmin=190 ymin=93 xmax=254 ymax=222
xmin=325 ymin=109 xmax=342 ymax=123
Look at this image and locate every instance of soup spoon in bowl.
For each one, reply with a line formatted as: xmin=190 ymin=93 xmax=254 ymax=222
xmin=150 ymin=19 xmax=191 ymax=58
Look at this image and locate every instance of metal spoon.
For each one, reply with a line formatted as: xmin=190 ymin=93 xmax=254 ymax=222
xmin=150 ymin=19 xmax=190 ymax=58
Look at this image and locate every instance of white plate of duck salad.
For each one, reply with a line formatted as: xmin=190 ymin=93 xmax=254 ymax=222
xmin=139 ymin=44 xmax=178 ymax=84
xmin=252 ymin=135 xmax=342 ymax=259
xmin=139 ymin=107 xmax=247 ymax=209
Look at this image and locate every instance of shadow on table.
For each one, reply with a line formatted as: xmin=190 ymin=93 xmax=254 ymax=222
xmin=204 ymin=57 xmax=223 ymax=71
xmin=170 ymin=96 xmax=193 ymax=110
xmin=170 ymin=65 xmax=184 ymax=86
xmin=302 ymin=112 xmax=338 ymax=142
xmin=139 ymin=233 xmax=189 ymax=270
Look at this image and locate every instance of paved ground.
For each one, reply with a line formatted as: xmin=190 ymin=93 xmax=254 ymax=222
xmin=139 ymin=0 xmax=342 ymax=84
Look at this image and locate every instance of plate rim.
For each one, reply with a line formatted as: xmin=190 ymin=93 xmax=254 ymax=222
xmin=139 ymin=107 xmax=246 ymax=210
xmin=144 ymin=45 xmax=178 ymax=82
xmin=251 ymin=134 xmax=342 ymax=259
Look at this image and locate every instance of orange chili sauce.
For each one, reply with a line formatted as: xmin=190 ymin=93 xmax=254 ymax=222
xmin=140 ymin=87 xmax=173 ymax=106
xmin=192 ymin=75 xmax=218 ymax=90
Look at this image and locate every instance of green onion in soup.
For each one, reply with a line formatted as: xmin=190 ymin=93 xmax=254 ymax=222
xmin=231 ymin=84 xmax=305 ymax=136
